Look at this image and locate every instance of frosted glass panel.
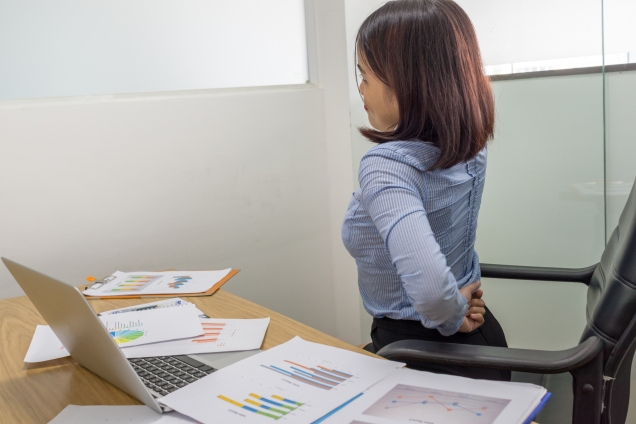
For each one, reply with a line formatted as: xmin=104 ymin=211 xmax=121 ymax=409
xmin=604 ymin=0 xmax=636 ymax=57
xmin=603 ymin=0 xmax=636 ymax=236
xmin=456 ymin=0 xmax=602 ymax=66
xmin=0 ymin=0 xmax=308 ymax=100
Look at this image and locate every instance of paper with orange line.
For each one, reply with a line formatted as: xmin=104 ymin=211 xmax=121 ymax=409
xmin=158 ymin=336 xmax=405 ymax=424
xmin=120 ymin=317 xmax=270 ymax=358
xmin=319 ymin=367 xmax=548 ymax=424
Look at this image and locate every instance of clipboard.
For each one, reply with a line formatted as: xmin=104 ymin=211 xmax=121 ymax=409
xmin=82 ymin=269 xmax=239 ymax=300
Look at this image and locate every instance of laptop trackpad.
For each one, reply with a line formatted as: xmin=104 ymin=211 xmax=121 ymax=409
xmin=190 ymin=349 xmax=262 ymax=369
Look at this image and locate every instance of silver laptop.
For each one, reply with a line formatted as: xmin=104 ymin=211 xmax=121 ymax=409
xmin=3 ymin=258 xmax=258 ymax=413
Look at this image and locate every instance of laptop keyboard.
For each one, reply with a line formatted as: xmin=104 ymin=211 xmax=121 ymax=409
xmin=129 ymin=355 xmax=217 ymax=397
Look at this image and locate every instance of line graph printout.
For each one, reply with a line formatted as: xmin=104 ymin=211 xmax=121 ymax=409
xmin=159 ymin=337 xmax=405 ymax=424
xmin=364 ymin=384 xmax=509 ymax=424
xmin=320 ymin=368 xmax=548 ymax=424
xmin=121 ymin=318 xmax=270 ymax=358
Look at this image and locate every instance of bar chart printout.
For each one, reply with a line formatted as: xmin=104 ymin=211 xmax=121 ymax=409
xmin=362 ymin=384 xmax=510 ymax=424
xmin=108 ymin=275 xmax=161 ymax=293
xmin=168 ymin=276 xmax=193 ymax=289
xmin=191 ymin=322 xmax=236 ymax=346
xmin=261 ymin=360 xmax=354 ymax=390
xmin=217 ymin=393 xmax=304 ymax=420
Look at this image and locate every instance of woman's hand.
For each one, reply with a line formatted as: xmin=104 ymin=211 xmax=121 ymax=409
xmin=458 ymin=281 xmax=486 ymax=333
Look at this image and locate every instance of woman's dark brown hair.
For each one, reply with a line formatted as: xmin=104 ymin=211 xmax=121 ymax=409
xmin=356 ymin=0 xmax=494 ymax=170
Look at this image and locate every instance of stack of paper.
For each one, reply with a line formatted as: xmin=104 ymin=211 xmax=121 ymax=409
xmin=25 ymin=298 xmax=270 ymax=363
xmin=44 ymin=337 xmax=549 ymax=424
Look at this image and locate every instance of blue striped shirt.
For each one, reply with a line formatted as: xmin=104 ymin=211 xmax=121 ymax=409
xmin=342 ymin=141 xmax=487 ymax=336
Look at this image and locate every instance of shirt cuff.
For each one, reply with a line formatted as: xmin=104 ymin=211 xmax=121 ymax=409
xmin=435 ymin=293 xmax=469 ymax=336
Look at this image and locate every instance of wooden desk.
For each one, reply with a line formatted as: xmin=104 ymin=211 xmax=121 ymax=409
xmin=0 ymin=289 xmax=375 ymax=423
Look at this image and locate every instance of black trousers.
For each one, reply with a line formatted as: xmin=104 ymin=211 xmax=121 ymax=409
xmin=371 ymin=306 xmax=511 ymax=381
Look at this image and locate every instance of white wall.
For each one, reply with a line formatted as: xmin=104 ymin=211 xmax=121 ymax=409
xmin=0 ymin=86 xmax=340 ymax=335
xmin=312 ymin=0 xmax=361 ymax=344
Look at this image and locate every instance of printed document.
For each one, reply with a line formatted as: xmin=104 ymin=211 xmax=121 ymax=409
xmin=320 ymin=367 xmax=548 ymax=424
xmin=25 ymin=300 xmax=268 ymax=362
xmin=121 ymin=317 xmax=270 ymax=358
xmin=158 ymin=336 xmax=405 ymax=424
xmin=48 ymin=405 xmax=197 ymax=423
xmin=24 ymin=325 xmax=68 ymax=363
xmin=83 ymin=269 xmax=231 ymax=297
xmin=25 ymin=303 xmax=204 ymax=361
xmin=99 ymin=304 xmax=203 ymax=347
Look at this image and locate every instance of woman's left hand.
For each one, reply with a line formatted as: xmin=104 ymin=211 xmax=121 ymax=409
xmin=458 ymin=293 xmax=486 ymax=333
xmin=458 ymin=311 xmax=484 ymax=333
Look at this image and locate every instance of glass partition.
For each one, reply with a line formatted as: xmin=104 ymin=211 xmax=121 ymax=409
xmin=455 ymin=0 xmax=606 ymax=352
xmin=602 ymin=1 xmax=636 ymax=419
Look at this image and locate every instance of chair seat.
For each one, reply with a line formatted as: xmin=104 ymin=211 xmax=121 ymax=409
xmin=512 ymin=371 xmax=573 ymax=424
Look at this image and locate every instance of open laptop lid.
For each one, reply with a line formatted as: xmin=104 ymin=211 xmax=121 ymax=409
xmin=2 ymin=258 xmax=162 ymax=413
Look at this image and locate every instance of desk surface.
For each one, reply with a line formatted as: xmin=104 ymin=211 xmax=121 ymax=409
xmin=0 ymin=289 xmax=375 ymax=423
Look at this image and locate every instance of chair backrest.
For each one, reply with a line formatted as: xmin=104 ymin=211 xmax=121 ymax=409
xmin=582 ymin=176 xmax=636 ymax=424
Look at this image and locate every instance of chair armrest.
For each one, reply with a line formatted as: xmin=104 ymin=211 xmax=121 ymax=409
xmin=480 ymin=263 xmax=598 ymax=285
xmin=376 ymin=336 xmax=603 ymax=374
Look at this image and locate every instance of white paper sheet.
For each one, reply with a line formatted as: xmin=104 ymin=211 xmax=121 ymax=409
xmin=25 ymin=303 xmax=204 ymax=362
xmin=24 ymin=325 xmax=69 ymax=363
xmin=320 ymin=367 xmax=547 ymax=424
xmin=99 ymin=304 xmax=204 ymax=347
xmin=48 ymin=405 xmax=198 ymax=423
xmin=121 ymin=318 xmax=270 ymax=358
xmin=83 ymin=270 xmax=231 ymax=297
xmin=158 ymin=337 xmax=405 ymax=424
xmin=98 ymin=298 xmax=206 ymax=317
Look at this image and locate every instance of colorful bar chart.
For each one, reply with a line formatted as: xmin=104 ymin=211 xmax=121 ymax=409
xmin=261 ymin=360 xmax=353 ymax=390
xmin=217 ymin=393 xmax=303 ymax=420
xmin=109 ymin=275 xmax=161 ymax=293
xmin=168 ymin=276 xmax=192 ymax=289
xmin=192 ymin=322 xmax=226 ymax=344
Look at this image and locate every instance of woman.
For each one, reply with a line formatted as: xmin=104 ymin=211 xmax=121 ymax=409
xmin=342 ymin=0 xmax=510 ymax=381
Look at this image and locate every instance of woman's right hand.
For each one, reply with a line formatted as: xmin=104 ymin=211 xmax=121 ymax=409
xmin=458 ymin=281 xmax=486 ymax=333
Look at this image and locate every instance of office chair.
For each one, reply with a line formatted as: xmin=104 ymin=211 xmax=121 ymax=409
xmin=376 ymin=176 xmax=636 ymax=424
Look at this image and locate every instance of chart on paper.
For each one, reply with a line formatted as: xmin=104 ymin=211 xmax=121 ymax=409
xmin=261 ymin=359 xmax=354 ymax=391
xmin=362 ymin=384 xmax=510 ymax=424
xmin=168 ymin=276 xmax=193 ymax=289
xmin=104 ymin=317 xmax=147 ymax=345
xmin=108 ymin=275 xmax=161 ymax=293
xmin=205 ymin=374 xmax=315 ymax=422
xmin=192 ymin=322 xmax=237 ymax=347
xmin=218 ymin=392 xmax=305 ymax=420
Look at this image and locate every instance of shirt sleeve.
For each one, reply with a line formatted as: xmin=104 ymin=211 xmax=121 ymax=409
xmin=358 ymin=149 xmax=468 ymax=336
